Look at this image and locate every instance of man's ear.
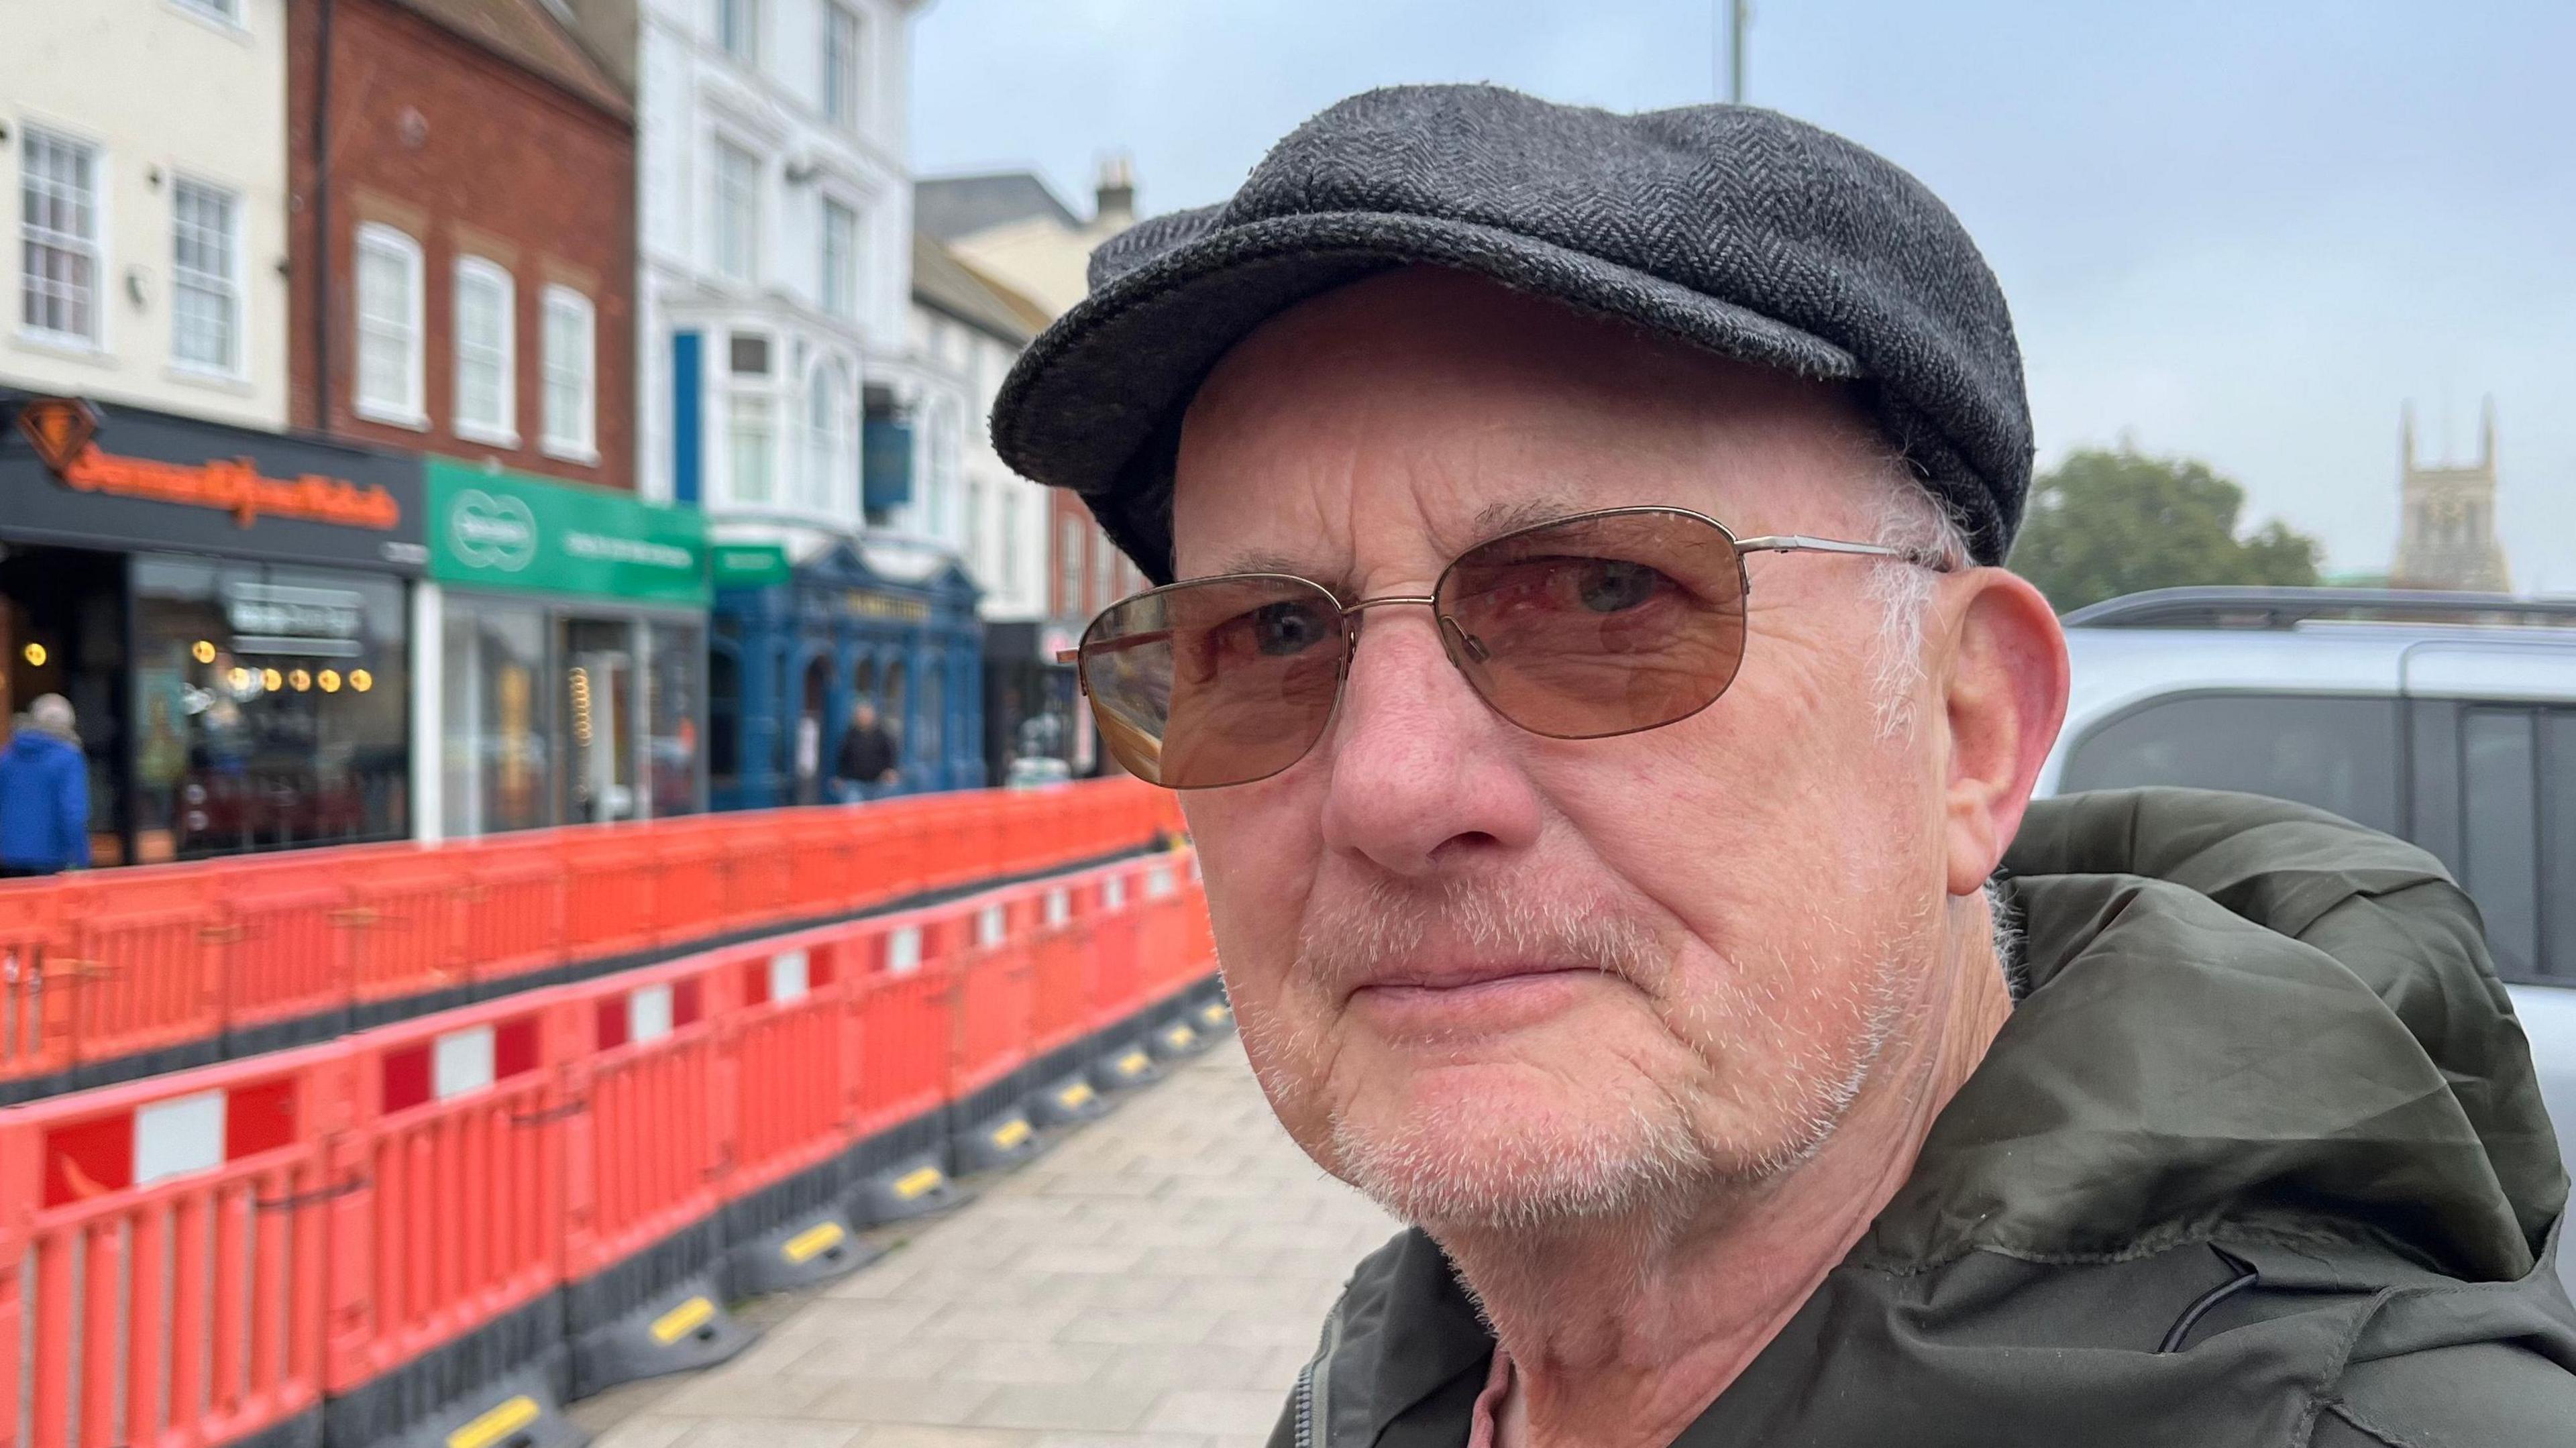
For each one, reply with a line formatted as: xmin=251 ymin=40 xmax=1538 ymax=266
xmin=1937 ymin=569 xmax=2069 ymax=897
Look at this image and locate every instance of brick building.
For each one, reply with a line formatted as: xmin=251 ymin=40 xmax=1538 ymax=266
xmin=288 ymin=0 xmax=637 ymax=492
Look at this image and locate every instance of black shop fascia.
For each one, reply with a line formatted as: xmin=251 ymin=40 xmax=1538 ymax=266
xmin=0 ymin=391 xmax=427 ymax=866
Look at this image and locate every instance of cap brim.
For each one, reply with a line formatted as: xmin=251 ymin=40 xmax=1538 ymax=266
xmin=991 ymin=210 xmax=1862 ymax=586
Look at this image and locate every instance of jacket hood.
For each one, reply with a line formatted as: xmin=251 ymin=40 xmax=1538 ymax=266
xmin=5 ymin=730 xmax=75 ymax=758
xmin=1862 ymin=785 xmax=2566 ymax=1283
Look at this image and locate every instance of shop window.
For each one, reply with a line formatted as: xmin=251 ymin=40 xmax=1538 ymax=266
xmin=441 ymin=599 xmax=551 ymax=834
xmin=453 ymin=257 xmax=516 ymax=445
xmin=708 ymin=647 xmax=741 ymax=789
xmin=132 ymin=556 xmax=409 ymax=859
xmin=170 ymin=178 xmax=241 ymax=375
xmin=647 ymin=619 xmax=705 ymax=818
xmin=541 ymin=286 xmax=597 ymax=461
xmin=20 ymin=127 xmax=101 ymax=345
xmin=883 ymin=659 xmax=907 ymax=765
xmin=354 ymin=223 xmax=425 ymax=425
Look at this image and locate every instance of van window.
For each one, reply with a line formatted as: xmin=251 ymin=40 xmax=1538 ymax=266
xmin=2461 ymin=709 xmax=2540 ymax=977
xmin=2059 ymin=693 xmax=2401 ymax=834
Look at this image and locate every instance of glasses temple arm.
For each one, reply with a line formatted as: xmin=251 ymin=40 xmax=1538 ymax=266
xmin=1733 ymin=534 xmax=1958 ymax=573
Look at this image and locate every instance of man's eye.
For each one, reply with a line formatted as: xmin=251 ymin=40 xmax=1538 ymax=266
xmin=1248 ymin=600 xmax=1331 ymax=655
xmin=1570 ymin=560 xmax=1664 ymax=614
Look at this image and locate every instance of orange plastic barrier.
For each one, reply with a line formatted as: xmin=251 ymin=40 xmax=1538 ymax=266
xmin=0 ymin=1043 xmax=342 ymax=1448
xmin=0 ymin=780 xmax=1176 ymax=1096
xmin=0 ymin=844 xmax=1220 ymax=1448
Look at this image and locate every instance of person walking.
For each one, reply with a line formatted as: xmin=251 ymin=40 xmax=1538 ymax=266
xmin=830 ymin=701 xmax=900 ymax=803
xmin=0 ymin=694 xmax=91 ymax=878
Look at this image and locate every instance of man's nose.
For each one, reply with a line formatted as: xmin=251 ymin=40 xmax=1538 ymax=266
xmin=1316 ymin=608 xmax=1542 ymax=878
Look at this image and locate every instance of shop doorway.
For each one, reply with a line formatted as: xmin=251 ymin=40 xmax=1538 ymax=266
xmin=0 ymin=545 xmax=127 ymax=863
xmin=796 ymin=657 xmax=829 ymax=805
xmin=561 ymin=618 xmax=637 ymax=824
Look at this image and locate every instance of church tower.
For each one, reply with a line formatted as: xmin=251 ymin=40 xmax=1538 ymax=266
xmin=2391 ymin=398 xmax=2512 ymax=593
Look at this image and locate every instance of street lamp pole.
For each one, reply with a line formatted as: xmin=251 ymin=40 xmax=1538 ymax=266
xmin=1725 ymin=0 xmax=1749 ymax=104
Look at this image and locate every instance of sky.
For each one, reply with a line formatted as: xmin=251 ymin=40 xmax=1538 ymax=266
xmin=912 ymin=1 xmax=2575 ymax=590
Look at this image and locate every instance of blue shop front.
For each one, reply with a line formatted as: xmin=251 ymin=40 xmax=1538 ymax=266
xmin=708 ymin=539 xmax=984 ymax=810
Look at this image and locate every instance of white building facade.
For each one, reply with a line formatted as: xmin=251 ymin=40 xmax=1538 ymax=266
xmin=636 ymin=0 xmax=992 ymax=804
xmin=4 ymin=0 xmax=290 ymax=427
xmin=635 ymin=0 xmax=926 ymax=533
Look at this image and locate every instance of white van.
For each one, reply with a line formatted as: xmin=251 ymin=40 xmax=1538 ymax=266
xmin=2039 ymin=586 xmax=2576 ymax=1288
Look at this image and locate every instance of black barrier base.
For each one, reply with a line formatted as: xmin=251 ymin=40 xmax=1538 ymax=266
xmin=1146 ymin=1015 xmax=1207 ymax=1061
xmin=569 ymin=1277 xmax=753 ymax=1400
xmin=850 ymin=1149 xmax=969 ymax=1226
xmin=728 ymin=1210 xmax=878 ymax=1296
xmin=1027 ymin=1069 xmax=1111 ymax=1128
xmin=1090 ymin=1036 xmax=1165 ymax=1093
xmin=231 ymin=1406 xmax=325 ymax=1448
xmin=325 ymin=1296 xmax=572 ymax=1448
xmin=951 ymin=1107 xmax=1043 ymax=1175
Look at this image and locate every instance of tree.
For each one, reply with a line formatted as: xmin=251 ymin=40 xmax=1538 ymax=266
xmin=2007 ymin=447 xmax=2322 ymax=614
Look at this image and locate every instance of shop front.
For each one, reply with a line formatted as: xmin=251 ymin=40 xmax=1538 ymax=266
xmin=424 ymin=460 xmax=709 ymax=837
xmin=981 ymin=620 xmax=1082 ymax=785
xmin=0 ymin=391 xmax=425 ymax=865
xmin=709 ymin=539 xmax=982 ymax=812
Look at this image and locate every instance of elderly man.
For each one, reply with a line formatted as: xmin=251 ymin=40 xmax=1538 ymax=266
xmin=997 ymin=88 xmax=2576 ymax=1445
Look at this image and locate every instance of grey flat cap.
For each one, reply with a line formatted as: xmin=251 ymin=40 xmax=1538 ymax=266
xmin=991 ymin=84 xmax=2032 ymax=583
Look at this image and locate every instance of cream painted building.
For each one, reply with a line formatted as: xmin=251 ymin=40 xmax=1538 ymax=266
xmin=3 ymin=0 xmax=291 ymax=426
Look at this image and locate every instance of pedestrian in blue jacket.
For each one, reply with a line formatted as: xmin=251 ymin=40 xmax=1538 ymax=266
xmin=0 ymin=694 xmax=91 ymax=877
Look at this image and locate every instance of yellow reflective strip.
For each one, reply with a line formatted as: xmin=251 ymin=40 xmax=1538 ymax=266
xmin=447 ymin=1396 xmax=539 ymax=1448
xmin=991 ymin=1118 xmax=1032 ymax=1148
xmin=782 ymin=1221 xmax=846 ymax=1264
xmin=1117 ymin=1050 xmax=1150 ymax=1074
xmin=1162 ymin=1024 xmax=1197 ymax=1048
xmin=649 ymin=1296 xmax=714 ymax=1345
xmin=1057 ymin=1082 xmax=1095 ymax=1108
xmin=894 ymin=1165 xmax=945 ymax=1199
xmin=1199 ymin=1003 xmax=1229 ymax=1024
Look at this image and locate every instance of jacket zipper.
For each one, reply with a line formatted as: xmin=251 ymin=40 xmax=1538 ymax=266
xmin=1293 ymin=1361 xmax=1316 ymax=1448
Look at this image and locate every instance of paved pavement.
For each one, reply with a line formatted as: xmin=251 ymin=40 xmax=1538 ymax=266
xmin=584 ymin=1039 xmax=1397 ymax=1448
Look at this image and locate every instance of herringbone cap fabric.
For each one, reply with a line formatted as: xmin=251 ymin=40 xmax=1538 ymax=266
xmin=991 ymin=84 xmax=2033 ymax=582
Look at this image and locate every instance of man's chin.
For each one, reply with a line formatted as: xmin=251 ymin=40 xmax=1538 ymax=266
xmin=1324 ymin=1064 xmax=1719 ymax=1229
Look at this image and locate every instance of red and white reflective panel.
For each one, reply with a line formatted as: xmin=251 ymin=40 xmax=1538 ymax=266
xmin=769 ymin=948 xmax=810 ymax=1003
xmin=1044 ymin=889 xmax=1071 ymax=927
xmin=42 ymin=1076 xmax=299 ymax=1208
xmin=886 ymin=925 xmax=923 ymax=976
xmin=1147 ymin=866 xmax=1177 ymax=899
xmin=1102 ymin=876 xmax=1127 ymax=910
xmin=596 ymin=978 xmax=703 ymax=1049
xmin=382 ymin=1017 xmax=542 ymax=1114
xmin=977 ymin=905 xmax=1007 ymax=948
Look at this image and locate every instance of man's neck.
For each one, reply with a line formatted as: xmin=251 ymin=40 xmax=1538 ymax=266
xmin=1430 ymin=899 xmax=2015 ymax=1448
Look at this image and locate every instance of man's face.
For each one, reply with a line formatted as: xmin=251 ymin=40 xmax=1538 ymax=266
xmin=1171 ymin=268 xmax=1962 ymax=1228
xmin=855 ymin=704 xmax=877 ymax=728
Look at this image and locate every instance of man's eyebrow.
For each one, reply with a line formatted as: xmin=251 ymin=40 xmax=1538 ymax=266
xmin=1193 ymin=496 xmax=1591 ymax=592
xmin=1464 ymin=494 xmax=1589 ymax=545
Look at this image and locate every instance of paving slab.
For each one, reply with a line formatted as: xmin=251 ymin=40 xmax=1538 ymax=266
xmin=581 ymin=1040 xmax=1395 ymax=1448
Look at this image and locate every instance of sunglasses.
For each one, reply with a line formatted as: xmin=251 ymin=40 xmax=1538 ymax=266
xmin=1060 ymin=505 xmax=1951 ymax=790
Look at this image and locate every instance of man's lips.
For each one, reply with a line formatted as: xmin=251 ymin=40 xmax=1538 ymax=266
xmin=1345 ymin=963 xmax=1607 ymax=1036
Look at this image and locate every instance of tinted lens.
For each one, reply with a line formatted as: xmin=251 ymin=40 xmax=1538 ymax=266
xmin=1079 ymin=576 xmax=1348 ymax=788
xmin=1436 ymin=510 xmax=1748 ymax=738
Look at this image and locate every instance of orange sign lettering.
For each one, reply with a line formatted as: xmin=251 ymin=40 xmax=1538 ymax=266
xmin=14 ymin=396 xmax=402 ymax=532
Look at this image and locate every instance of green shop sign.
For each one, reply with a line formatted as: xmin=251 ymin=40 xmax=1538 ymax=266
xmin=710 ymin=542 xmax=792 ymax=587
xmin=427 ymin=460 xmax=708 ymax=607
